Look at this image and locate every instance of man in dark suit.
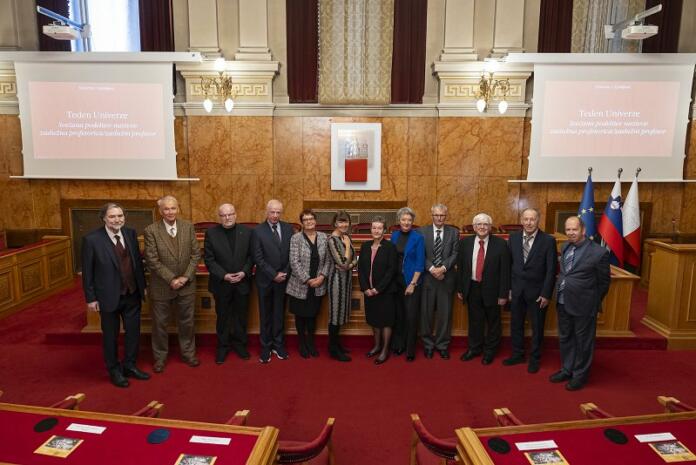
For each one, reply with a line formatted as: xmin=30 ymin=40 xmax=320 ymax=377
xmin=82 ymin=203 xmax=149 ymax=388
xmin=252 ymin=199 xmax=294 ymax=363
xmin=549 ymin=216 xmax=610 ymax=391
xmin=419 ymin=203 xmax=459 ymax=360
xmin=204 ymin=203 xmax=253 ymax=364
xmin=457 ymin=213 xmax=510 ymax=365
xmin=503 ymin=208 xmax=557 ymax=373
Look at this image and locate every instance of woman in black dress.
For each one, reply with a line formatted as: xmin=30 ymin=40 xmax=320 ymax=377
xmin=358 ymin=216 xmax=397 ymax=365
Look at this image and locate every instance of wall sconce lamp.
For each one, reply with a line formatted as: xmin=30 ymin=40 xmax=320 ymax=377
xmin=201 ymin=57 xmax=236 ymax=113
xmin=476 ymin=60 xmax=510 ymax=114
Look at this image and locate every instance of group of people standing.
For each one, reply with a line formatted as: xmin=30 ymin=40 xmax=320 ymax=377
xmin=82 ymin=196 xmax=610 ymax=392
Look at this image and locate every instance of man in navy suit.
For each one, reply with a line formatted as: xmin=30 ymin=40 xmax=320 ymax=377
xmin=504 ymin=208 xmax=557 ymax=373
xmin=457 ymin=213 xmax=510 ymax=365
xmin=82 ymin=203 xmax=149 ymax=388
xmin=251 ymin=199 xmax=294 ymax=363
xmin=549 ymin=216 xmax=610 ymax=391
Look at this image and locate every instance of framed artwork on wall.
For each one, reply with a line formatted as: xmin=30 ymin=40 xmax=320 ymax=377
xmin=330 ymin=122 xmax=381 ymax=191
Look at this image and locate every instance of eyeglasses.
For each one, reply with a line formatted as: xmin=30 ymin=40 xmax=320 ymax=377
xmin=301 ymin=217 xmax=316 ymax=222
xmin=218 ymin=214 xmax=235 ymax=218
xmin=432 ymin=214 xmax=446 ymax=218
xmin=473 ymin=223 xmax=491 ymax=227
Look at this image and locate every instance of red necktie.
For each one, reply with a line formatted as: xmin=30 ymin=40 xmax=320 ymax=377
xmin=475 ymin=239 xmax=485 ymax=282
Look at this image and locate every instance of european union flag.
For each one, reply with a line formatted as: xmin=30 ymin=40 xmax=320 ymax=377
xmin=578 ymin=174 xmax=597 ymax=241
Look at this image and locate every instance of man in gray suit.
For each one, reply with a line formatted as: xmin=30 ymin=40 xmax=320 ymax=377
xmin=549 ymin=216 xmax=610 ymax=391
xmin=144 ymin=195 xmax=201 ymax=373
xmin=419 ymin=204 xmax=459 ymax=360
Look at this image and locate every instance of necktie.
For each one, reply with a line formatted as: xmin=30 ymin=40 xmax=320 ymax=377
xmin=523 ymin=235 xmax=532 ymax=263
xmin=475 ymin=239 xmax=485 ymax=282
xmin=114 ymin=234 xmax=125 ymax=254
xmin=434 ymin=230 xmax=443 ymax=267
xmin=272 ymin=224 xmax=281 ymax=244
xmin=558 ymin=245 xmax=575 ymax=295
xmin=169 ymin=227 xmax=176 ymax=237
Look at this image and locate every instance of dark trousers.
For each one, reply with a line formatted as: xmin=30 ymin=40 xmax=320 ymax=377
xmin=257 ymin=281 xmax=287 ymax=351
xmin=420 ymin=276 xmax=455 ymax=351
xmin=557 ymin=304 xmax=597 ymax=383
xmin=510 ymin=293 xmax=547 ymax=361
xmin=392 ymin=287 xmax=421 ymax=355
xmin=295 ymin=316 xmax=317 ymax=349
xmin=100 ymin=292 xmax=141 ymax=373
xmin=466 ymin=281 xmax=501 ymax=357
xmin=213 ymin=288 xmax=249 ymax=353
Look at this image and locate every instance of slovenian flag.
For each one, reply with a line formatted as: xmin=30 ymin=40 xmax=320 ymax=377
xmin=622 ymin=177 xmax=641 ymax=267
xmin=598 ymin=179 xmax=624 ymax=267
xmin=578 ymin=174 xmax=597 ymax=241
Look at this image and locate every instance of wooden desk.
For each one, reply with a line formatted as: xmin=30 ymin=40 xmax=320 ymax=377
xmin=0 ymin=402 xmax=278 ymax=465
xmin=456 ymin=411 xmax=696 ymax=465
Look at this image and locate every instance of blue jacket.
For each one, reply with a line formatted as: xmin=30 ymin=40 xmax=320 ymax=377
xmin=390 ymin=229 xmax=425 ymax=286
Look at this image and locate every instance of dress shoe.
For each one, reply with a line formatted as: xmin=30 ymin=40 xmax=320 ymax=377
xmin=307 ymin=343 xmax=319 ymax=357
xmin=234 ymin=348 xmax=251 ymax=360
xmin=439 ymin=350 xmax=450 ymax=360
xmin=153 ymin=360 xmax=165 ymax=373
xmin=272 ymin=348 xmax=289 ymax=360
xmin=527 ymin=360 xmax=541 ymax=373
xmin=549 ymin=370 xmax=572 ymax=383
xmin=502 ymin=355 xmax=525 ymax=366
xmin=460 ymin=350 xmax=481 ymax=361
xmin=338 ymin=343 xmax=351 ymax=354
xmin=565 ymin=379 xmax=585 ymax=391
xmin=406 ymin=355 xmax=415 ymax=362
xmin=184 ymin=357 xmax=200 ymax=367
xmin=424 ymin=349 xmax=434 ymax=359
xmin=299 ymin=345 xmax=310 ymax=359
xmin=330 ymin=351 xmax=351 ymax=362
xmin=481 ymin=355 xmax=494 ymax=365
xmin=374 ymin=354 xmax=389 ymax=365
xmin=109 ymin=370 xmax=129 ymax=388
xmin=366 ymin=348 xmax=381 ymax=358
xmin=123 ymin=366 xmax=151 ymax=380
xmin=259 ymin=350 xmax=271 ymax=364
xmin=215 ymin=348 xmax=228 ymax=365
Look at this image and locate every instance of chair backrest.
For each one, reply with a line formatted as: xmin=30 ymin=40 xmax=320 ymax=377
xmin=194 ymin=221 xmax=218 ymax=233
xmin=132 ymin=401 xmax=164 ymax=418
xmin=580 ymin=402 xmax=613 ymax=419
xmin=225 ymin=410 xmax=250 ymax=426
xmin=315 ymin=224 xmax=335 ymax=233
xmin=499 ymin=224 xmax=523 ymax=233
xmin=0 ymin=230 xmax=6 ymax=250
xmin=50 ymin=393 xmax=86 ymax=410
xmin=493 ymin=408 xmax=524 ymax=426
xmin=351 ymin=223 xmax=372 ymax=234
xmin=658 ymin=396 xmax=696 ymax=413
xmin=410 ymin=414 xmax=457 ymax=461
xmin=277 ymin=418 xmax=335 ymax=464
xmin=239 ymin=222 xmax=259 ymax=229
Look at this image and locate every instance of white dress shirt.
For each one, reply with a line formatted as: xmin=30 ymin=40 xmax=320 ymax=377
xmin=164 ymin=220 xmax=177 ymax=237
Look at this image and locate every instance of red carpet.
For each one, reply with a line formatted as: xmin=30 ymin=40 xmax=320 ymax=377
xmin=1 ymin=282 xmax=695 ymax=465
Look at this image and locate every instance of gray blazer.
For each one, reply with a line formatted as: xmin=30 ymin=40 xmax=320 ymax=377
xmin=556 ymin=239 xmax=610 ymax=317
xmin=419 ymin=224 xmax=460 ymax=287
xmin=286 ymin=231 xmax=332 ymax=299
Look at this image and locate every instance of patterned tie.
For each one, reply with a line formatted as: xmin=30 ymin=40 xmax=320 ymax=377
xmin=114 ymin=234 xmax=125 ymax=254
xmin=523 ymin=234 xmax=532 ymax=263
xmin=558 ymin=245 xmax=575 ymax=295
xmin=475 ymin=239 xmax=485 ymax=282
xmin=434 ymin=229 xmax=443 ymax=267
xmin=169 ymin=227 xmax=176 ymax=237
xmin=272 ymin=224 xmax=281 ymax=244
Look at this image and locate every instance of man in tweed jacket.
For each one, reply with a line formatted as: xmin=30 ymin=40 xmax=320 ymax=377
xmin=144 ymin=195 xmax=201 ymax=373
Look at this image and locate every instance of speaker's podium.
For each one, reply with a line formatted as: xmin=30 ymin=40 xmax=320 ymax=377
xmin=643 ymin=241 xmax=696 ymax=349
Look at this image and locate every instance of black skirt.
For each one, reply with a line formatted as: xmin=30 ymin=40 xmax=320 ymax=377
xmin=289 ymin=290 xmax=322 ymax=318
xmin=364 ymin=292 xmax=395 ymax=329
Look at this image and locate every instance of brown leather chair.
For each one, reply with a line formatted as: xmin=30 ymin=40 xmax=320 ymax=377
xmin=276 ymin=418 xmax=335 ymax=465
xmin=409 ymin=414 xmax=457 ymax=465
xmin=49 ymin=393 xmax=86 ymax=410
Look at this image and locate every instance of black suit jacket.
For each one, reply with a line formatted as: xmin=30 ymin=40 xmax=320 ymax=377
xmin=557 ymin=240 xmax=610 ymax=316
xmin=508 ymin=230 xmax=558 ymax=301
xmin=358 ymin=240 xmax=398 ymax=294
xmin=456 ymin=235 xmax=511 ymax=307
xmin=81 ymin=226 xmax=146 ymax=313
xmin=204 ymin=224 xmax=253 ymax=295
xmin=251 ymin=221 xmax=294 ymax=289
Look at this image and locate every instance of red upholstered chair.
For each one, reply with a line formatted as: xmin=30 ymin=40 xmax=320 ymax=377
xmin=462 ymin=224 xmax=475 ymax=234
xmin=409 ymin=414 xmax=457 ymax=465
xmin=351 ymin=223 xmax=372 ymax=234
xmin=493 ymin=408 xmax=524 ymax=427
xmin=225 ymin=409 xmax=250 ymax=426
xmin=194 ymin=221 xmax=218 ymax=233
xmin=658 ymin=396 xmax=696 ymax=413
xmin=291 ymin=223 xmax=302 ymax=233
xmin=315 ymin=224 xmax=335 ymax=233
xmin=499 ymin=224 xmax=523 ymax=233
xmin=580 ymin=403 xmax=614 ymax=420
xmin=0 ymin=230 xmax=6 ymax=250
xmin=276 ymin=417 xmax=335 ymax=465
xmin=131 ymin=401 xmax=164 ymax=418
xmin=239 ymin=222 xmax=259 ymax=229
xmin=49 ymin=393 xmax=86 ymax=410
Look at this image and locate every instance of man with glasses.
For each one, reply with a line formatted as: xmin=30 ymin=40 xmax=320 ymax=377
xmin=204 ymin=204 xmax=253 ymax=364
xmin=418 ymin=204 xmax=459 ymax=359
xmin=456 ymin=213 xmax=510 ymax=365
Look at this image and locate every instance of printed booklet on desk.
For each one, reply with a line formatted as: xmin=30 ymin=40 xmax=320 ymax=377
xmin=524 ymin=449 xmax=570 ymax=465
xmin=174 ymin=453 xmax=218 ymax=465
xmin=34 ymin=435 xmax=83 ymax=458
xmin=649 ymin=441 xmax=696 ymax=463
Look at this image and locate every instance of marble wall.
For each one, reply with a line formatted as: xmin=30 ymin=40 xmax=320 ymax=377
xmin=0 ymin=114 xmax=694 ymax=235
